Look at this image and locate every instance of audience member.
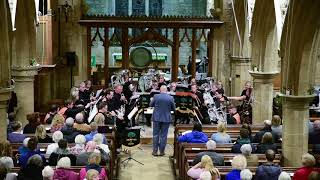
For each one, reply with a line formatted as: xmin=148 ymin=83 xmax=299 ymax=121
xmin=65 ymin=99 xmax=85 ymax=119
xmin=85 ymin=122 xmax=106 ymax=143
xmin=70 ymin=134 xmax=86 ymax=155
xmin=178 ymin=123 xmax=208 ymax=143
xmin=76 ymin=141 xmax=99 ymax=166
xmin=19 ymin=137 xmax=45 ymax=168
xmin=256 ymin=132 xmax=278 ymax=154
xmin=278 ymin=171 xmax=292 ymax=180
xmin=226 ymin=155 xmax=247 ymax=180
xmin=293 ymin=153 xmax=316 ymax=180
xmin=255 ymin=149 xmax=282 ymax=180
xmin=271 ymin=115 xmax=282 ymax=138
xmin=240 ymin=169 xmax=253 ymax=180
xmin=46 ymin=131 xmax=63 ymax=155
xmin=7 ymin=121 xmax=26 ymax=143
xmin=253 ymin=120 xmax=279 ymax=143
xmin=61 ymin=117 xmax=79 ymax=143
xmin=199 ymin=171 xmax=211 ymax=180
xmin=187 ymin=155 xmax=220 ymax=180
xmin=79 ymin=153 xmax=107 ymax=180
xmin=17 ymin=154 xmax=44 ymax=180
xmin=241 ymin=123 xmax=253 ymax=141
xmin=73 ymin=113 xmax=91 ymax=133
xmin=211 ymin=122 xmax=232 ymax=144
xmin=35 ymin=125 xmax=53 ymax=143
xmin=23 ymin=112 xmax=40 ymax=134
xmin=50 ymin=113 xmax=65 ymax=133
xmin=44 ymin=104 xmax=59 ymax=124
xmin=232 ymin=128 xmax=253 ymax=153
xmin=93 ymin=133 xmax=110 ymax=165
xmin=53 ymin=157 xmax=79 ymax=180
xmin=85 ymin=169 xmax=99 ymax=180
xmin=192 ymin=140 xmax=224 ymax=166
xmin=0 ymin=156 xmax=16 ymax=180
xmin=42 ymin=166 xmax=54 ymax=180
xmin=18 ymin=137 xmax=30 ymax=156
xmin=7 ymin=112 xmax=16 ymax=134
xmin=240 ymin=144 xmax=259 ymax=167
xmin=309 ymin=120 xmax=320 ymax=153
xmin=49 ymin=139 xmax=76 ymax=166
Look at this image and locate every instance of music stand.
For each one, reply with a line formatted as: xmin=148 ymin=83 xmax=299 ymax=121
xmin=120 ymin=127 xmax=144 ymax=168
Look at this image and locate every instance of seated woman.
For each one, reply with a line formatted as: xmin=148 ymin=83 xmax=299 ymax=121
xmin=0 ymin=156 xmax=17 ymax=180
xmin=187 ymin=155 xmax=220 ymax=180
xmin=93 ymin=133 xmax=110 ymax=165
xmin=241 ymin=123 xmax=253 ymax=141
xmin=23 ymin=112 xmax=40 ymax=134
xmin=232 ymin=128 xmax=253 ymax=153
xmin=211 ymin=122 xmax=232 ymax=144
xmin=53 ymin=157 xmax=79 ymax=180
xmin=293 ymin=153 xmax=316 ymax=180
xmin=70 ymin=134 xmax=86 ymax=155
xmin=73 ymin=113 xmax=91 ymax=133
xmin=50 ymin=114 xmax=65 ymax=133
xmin=49 ymin=139 xmax=76 ymax=166
xmin=256 ymin=132 xmax=278 ymax=154
xmin=79 ymin=153 xmax=107 ymax=180
xmin=271 ymin=115 xmax=282 ymax=138
xmin=19 ymin=137 xmax=45 ymax=168
xmin=18 ymin=154 xmax=44 ymax=180
xmin=240 ymin=144 xmax=258 ymax=167
xmin=85 ymin=169 xmax=100 ymax=180
xmin=46 ymin=131 xmax=64 ymax=155
xmin=226 ymin=155 xmax=247 ymax=180
xmin=35 ymin=125 xmax=53 ymax=143
xmin=178 ymin=123 xmax=208 ymax=143
xmin=42 ymin=166 xmax=54 ymax=180
xmin=7 ymin=121 xmax=26 ymax=143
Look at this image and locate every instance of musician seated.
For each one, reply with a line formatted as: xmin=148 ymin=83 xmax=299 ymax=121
xmin=227 ymin=105 xmax=241 ymax=124
xmin=213 ymin=89 xmax=229 ymax=108
xmin=146 ymin=80 xmax=159 ymax=93
xmin=94 ymin=101 xmax=114 ymax=125
xmin=190 ymin=84 xmax=204 ymax=106
xmin=157 ymin=75 xmax=167 ymax=89
xmin=169 ymin=82 xmax=177 ymax=92
xmin=178 ymin=123 xmax=208 ymax=143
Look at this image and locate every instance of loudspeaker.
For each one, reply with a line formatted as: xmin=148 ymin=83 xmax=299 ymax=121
xmin=65 ymin=52 xmax=76 ymax=66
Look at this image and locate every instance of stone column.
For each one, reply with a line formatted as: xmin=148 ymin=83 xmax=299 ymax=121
xmin=281 ymin=95 xmax=314 ymax=167
xmin=11 ymin=66 xmax=39 ymax=125
xmin=230 ymin=56 xmax=251 ymax=96
xmin=249 ymin=71 xmax=278 ymax=124
xmin=0 ymin=89 xmax=11 ymax=139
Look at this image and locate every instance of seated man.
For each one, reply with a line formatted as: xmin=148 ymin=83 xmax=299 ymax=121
xmin=49 ymin=139 xmax=76 ymax=166
xmin=178 ymin=123 xmax=208 ymax=143
xmin=192 ymin=140 xmax=224 ymax=166
xmin=255 ymin=149 xmax=282 ymax=180
xmin=227 ymin=105 xmax=241 ymax=124
xmin=7 ymin=121 xmax=26 ymax=143
xmin=253 ymin=120 xmax=280 ymax=143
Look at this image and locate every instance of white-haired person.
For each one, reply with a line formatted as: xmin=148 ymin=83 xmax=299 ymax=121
xmin=188 ymin=155 xmax=220 ymax=180
xmin=192 ymin=140 xmax=224 ymax=166
xmin=79 ymin=153 xmax=107 ymax=180
xmin=253 ymin=120 xmax=280 ymax=143
xmin=93 ymin=133 xmax=110 ymax=165
xmin=85 ymin=122 xmax=106 ymax=143
xmin=225 ymin=155 xmax=247 ymax=180
xmin=240 ymin=169 xmax=253 ymax=180
xmin=53 ymin=157 xmax=79 ymax=180
xmin=255 ymin=149 xmax=282 ymax=180
xmin=76 ymin=141 xmax=99 ymax=166
xmin=240 ymin=144 xmax=258 ymax=167
xmin=70 ymin=134 xmax=86 ymax=155
xmin=46 ymin=130 xmax=63 ymax=155
xmin=61 ymin=117 xmax=79 ymax=143
xmin=42 ymin=166 xmax=54 ymax=180
xmin=293 ymin=153 xmax=316 ymax=180
xmin=211 ymin=122 xmax=232 ymax=144
xmin=85 ymin=169 xmax=99 ymax=180
xmin=278 ymin=171 xmax=291 ymax=180
xmin=73 ymin=113 xmax=91 ymax=133
xmin=18 ymin=137 xmax=30 ymax=156
xmin=0 ymin=156 xmax=17 ymax=180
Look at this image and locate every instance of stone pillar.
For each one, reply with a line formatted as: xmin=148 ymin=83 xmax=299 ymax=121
xmin=249 ymin=71 xmax=278 ymax=124
xmin=0 ymin=89 xmax=11 ymax=139
xmin=11 ymin=67 xmax=39 ymax=125
xmin=230 ymin=56 xmax=251 ymax=96
xmin=281 ymin=95 xmax=314 ymax=167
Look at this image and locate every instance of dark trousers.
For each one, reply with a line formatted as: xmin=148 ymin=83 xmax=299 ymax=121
xmin=152 ymin=121 xmax=170 ymax=153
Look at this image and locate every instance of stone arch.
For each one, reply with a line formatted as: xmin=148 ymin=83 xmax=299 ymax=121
xmin=280 ymin=0 xmax=320 ymax=95
xmin=250 ymin=0 xmax=279 ymax=72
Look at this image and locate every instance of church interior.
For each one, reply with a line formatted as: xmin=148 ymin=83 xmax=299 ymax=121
xmin=1 ymin=0 xmax=320 ymax=179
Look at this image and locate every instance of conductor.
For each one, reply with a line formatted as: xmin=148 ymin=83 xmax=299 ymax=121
xmin=150 ymin=85 xmax=176 ymax=156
